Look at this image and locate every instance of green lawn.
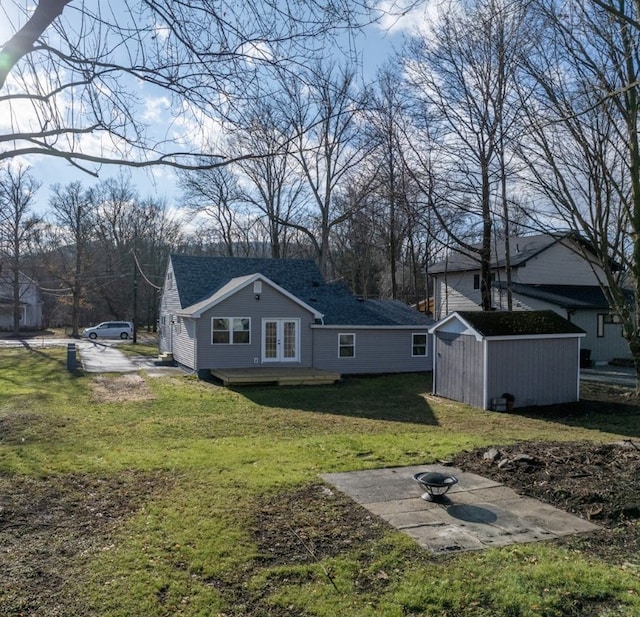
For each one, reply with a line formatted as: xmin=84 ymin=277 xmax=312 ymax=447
xmin=1 ymin=347 xmax=639 ymax=616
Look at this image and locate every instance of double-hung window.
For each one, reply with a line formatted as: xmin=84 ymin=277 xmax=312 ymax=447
xmin=212 ymin=317 xmax=251 ymax=344
xmin=339 ymin=333 xmax=355 ymax=357
xmin=473 ymin=272 xmax=496 ymax=290
xmin=412 ymin=333 xmax=428 ymax=357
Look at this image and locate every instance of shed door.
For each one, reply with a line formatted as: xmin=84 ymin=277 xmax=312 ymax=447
xmin=436 ymin=333 xmax=483 ymax=407
xmin=262 ymin=319 xmax=299 ymax=362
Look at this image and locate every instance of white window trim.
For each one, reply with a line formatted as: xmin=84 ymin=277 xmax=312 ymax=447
xmin=411 ymin=332 xmax=428 ymax=357
xmin=597 ymin=312 xmax=623 ymax=338
xmin=211 ymin=317 xmax=251 ymax=345
xmin=338 ymin=332 xmax=356 ymax=358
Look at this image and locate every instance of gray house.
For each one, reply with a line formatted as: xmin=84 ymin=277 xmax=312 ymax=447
xmin=430 ymin=311 xmax=585 ymax=410
xmin=159 ymin=255 xmax=434 ymax=381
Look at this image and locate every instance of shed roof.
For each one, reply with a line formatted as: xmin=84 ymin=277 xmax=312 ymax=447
xmin=454 ymin=310 xmax=585 ymax=337
xmin=170 ymin=254 xmax=434 ymax=327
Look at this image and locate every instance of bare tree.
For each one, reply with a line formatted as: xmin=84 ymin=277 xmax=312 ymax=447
xmin=180 ymin=165 xmax=251 ymax=256
xmin=229 ymin=100 xmax=305 ymax=258
xmin=520 ymin=0 xmax=640 ymax=385
xmin=404 ymin=0 xmax=532 ymax=310
xmin=47 ymin=181 xmax=97 ymax=336
xmin=0 ymin=1 xmax=393 ymax=173
xmin=282 ymin=62 xmax=374 ymax=277
xmin=130 ymin=196 xmax=183 ymax=337
xmin=362 ymin=67 xmax=433 ymax=301
xmin=0 ymin=163 xmax=41 ymax=334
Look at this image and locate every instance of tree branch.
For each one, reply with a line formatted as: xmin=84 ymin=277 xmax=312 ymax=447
xmin=0 ymin=0 xmax=72 ymax=89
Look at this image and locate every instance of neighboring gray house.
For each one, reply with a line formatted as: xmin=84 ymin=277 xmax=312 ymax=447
xmin=429 ymin=233 xmax=631 ymax=365
xmin=430 ymin=311 xmax=585 ymax=410
xmin=0 ymin=269 xmax=43 ymax=331
xmin=159 ymin=255 xmax=434 ymax=379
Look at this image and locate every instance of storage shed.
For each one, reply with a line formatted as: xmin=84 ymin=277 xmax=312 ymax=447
xmin=429 ymin=311 xmax=585 ymax=410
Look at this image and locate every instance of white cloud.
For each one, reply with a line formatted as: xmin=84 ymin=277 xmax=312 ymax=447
xmin=237 ymin=40 xmax=275 ymax=65
xmin=141 ymin=96 xmax=171 ymax=123
xmin=374 ymin=0 xmax=431 ymax=34
xmin=374 ymin=0 xmax=456 ymax=36
xmin=152 ymin=21 xmax=170 ymax=43
xmin=170 ymin=100 xmax=227 ymax=154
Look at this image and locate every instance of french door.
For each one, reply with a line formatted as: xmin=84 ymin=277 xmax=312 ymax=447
xmin=262 ymin=319 xmax=299 ymax=362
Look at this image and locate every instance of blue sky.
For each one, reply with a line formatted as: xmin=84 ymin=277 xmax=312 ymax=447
xmin=1 ymin=1 xmax=433 ymax=216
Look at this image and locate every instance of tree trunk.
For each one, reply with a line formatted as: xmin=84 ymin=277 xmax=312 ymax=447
xmin=480 ymin=157 xmax=493 ymax=311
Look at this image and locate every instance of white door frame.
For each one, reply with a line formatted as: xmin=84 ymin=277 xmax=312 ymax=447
xmin=261 ymin=318 xmax=300 ymax=362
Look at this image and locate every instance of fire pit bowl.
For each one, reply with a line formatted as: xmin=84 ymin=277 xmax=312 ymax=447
xmin=413 ymin=471 xmax=458 ymax=502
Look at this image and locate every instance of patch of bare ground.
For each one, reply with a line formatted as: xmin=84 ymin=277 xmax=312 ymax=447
xmin=90 ymin=373 xmax=154 ymax=403
xmin=0 ymin=471 xmax=172 ymax=616
xmin=451 ymin=440 xmax=640 ymax=565
xmin=208 ymin=484 xmax=395 ymax=616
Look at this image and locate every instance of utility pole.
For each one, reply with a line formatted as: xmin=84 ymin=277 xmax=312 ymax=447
xmin=132 ymin=228 xmax=138 ymax=344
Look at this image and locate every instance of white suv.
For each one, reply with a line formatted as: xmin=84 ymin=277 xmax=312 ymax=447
xmin=82 ymin=321 xmax=134 ymax=340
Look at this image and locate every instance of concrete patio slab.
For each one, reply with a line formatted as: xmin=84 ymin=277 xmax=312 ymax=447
xmin=321 ymin=464 xmax=600 ymax=555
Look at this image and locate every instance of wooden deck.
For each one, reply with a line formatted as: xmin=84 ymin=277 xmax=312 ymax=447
xmin=210 ymin=367 xmax=342 ymax=386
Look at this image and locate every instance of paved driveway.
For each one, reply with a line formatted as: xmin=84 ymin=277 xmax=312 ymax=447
xmin=75 ymin=341 xmax=185 ymax=375
xmin=580 ymin=365 xmax=635 ymax=388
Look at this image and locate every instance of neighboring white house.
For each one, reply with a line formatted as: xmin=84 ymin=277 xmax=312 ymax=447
xmin=429 ymin=233 xmax=631 ymax=365
xmin=0 ymin=269 xmax=44 ymax=331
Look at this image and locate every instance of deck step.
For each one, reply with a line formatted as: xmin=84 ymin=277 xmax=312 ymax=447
xmin=211 ymin=367 xmax=341 ymax=386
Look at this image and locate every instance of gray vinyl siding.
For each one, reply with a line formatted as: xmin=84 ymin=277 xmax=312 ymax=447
xmin=195 ymin=282 xmax=315 ymax=370
xmin=516 ymin=241 xmax=606 ymax=285
xmin=434 ymin=273 xmax=481 ymax=319
xmin=158 ymin=263 xmax=197 ymax=368
xmin=569 ymin=310 xmax=631 ymax=364
xmin=312 ymin=327 xmax=432 ymax=374
xmin=486 ymin=338 xmax=579 ymax=408
xmin=505 ymin=296 xmax=632 ymax=364
xmin=171 ymin=317 xmax=197 ymax=370
xmin=433 ymin=333 xmax=484 ymax=408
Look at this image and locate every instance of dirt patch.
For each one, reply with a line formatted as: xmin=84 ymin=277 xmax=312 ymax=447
xmin=0 ymin=411 xmax=69 ymax=446
xmin=90 ymin=373 xmax=154 ymax=403
xmin=205 ymin=484 xmax=394 ymax=616
xmin=0 ymin=471 xmax=172 ymax=616
xmin=451 ymin=440 xmax=640 ymax=564
xmin=253 ymin=483 xmax=389 ymax=566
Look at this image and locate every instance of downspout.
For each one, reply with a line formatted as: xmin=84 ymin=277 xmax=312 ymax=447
xmin=193 ymin=319 xmax=198 ymax=374
xmin=443 ymin=256 xmax=449 ymax=318
xmin=432 ymin=334 xmax=437 ymax=394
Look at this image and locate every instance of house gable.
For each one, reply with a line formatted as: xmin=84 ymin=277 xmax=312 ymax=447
xmin=177 ymin=273 xmax=323 ymax=320
xmin=168 ymin=254 xmax=433 ymax=329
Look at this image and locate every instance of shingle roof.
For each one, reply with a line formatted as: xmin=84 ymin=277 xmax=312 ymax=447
xmin=429 ymin=232 xmax=600 ymax=274
xmin=501 ymin=283 xmax=610 ymax=309
xmin=170 ymin=254 xmax=434 ymax=327
xmin=456 ymin=310 xmax=585 ymax=336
